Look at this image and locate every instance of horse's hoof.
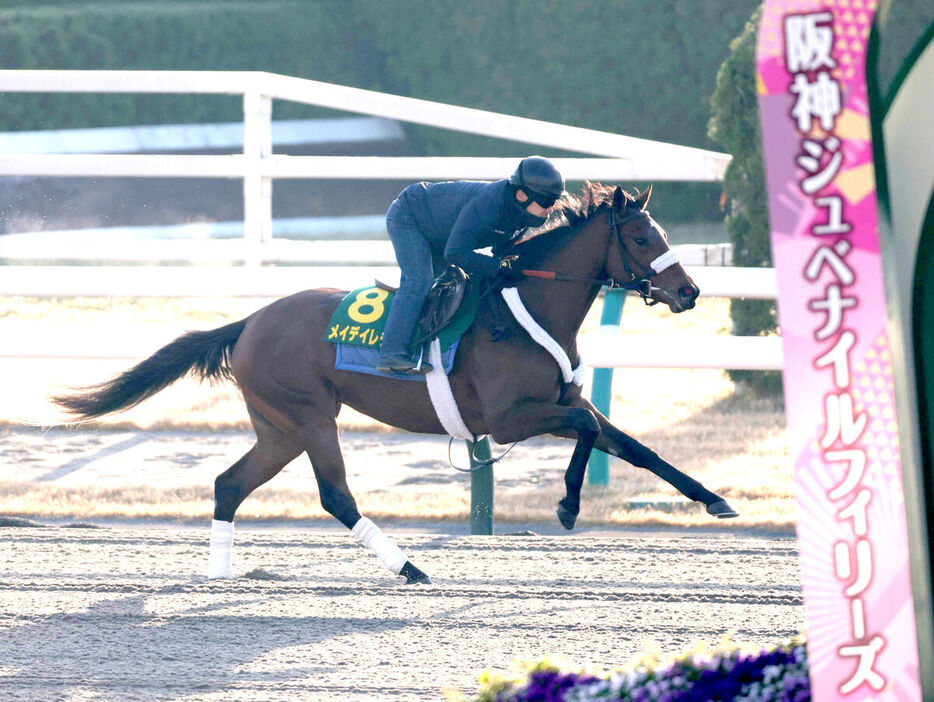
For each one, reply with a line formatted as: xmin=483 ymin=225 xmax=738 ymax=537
xmin=556 ymin=504 xmax=577 ymax=530
xmin=400 ymin=562 xmax=432 ymax=585
xmin=405 ymin=571 xmax=432 ymax=586
xmin=706 ymin=499 xmax=739 ymax=519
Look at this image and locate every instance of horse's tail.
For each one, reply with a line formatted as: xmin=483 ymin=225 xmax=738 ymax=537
xmin=53 ymin=318 xmax=248 ymax=421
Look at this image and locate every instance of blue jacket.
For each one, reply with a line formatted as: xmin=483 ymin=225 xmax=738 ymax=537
xmin=398 ymin=179 xmax=526 ymax=276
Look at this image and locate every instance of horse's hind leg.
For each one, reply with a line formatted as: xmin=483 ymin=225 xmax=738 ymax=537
xmin=209 ymin=404 xmax=303 ymax=578
xmin=301 ymin=413 xmax=431 ymax=585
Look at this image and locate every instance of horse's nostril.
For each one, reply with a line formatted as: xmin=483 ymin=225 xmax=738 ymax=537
xmin=680 ymin=285 xmax=699 ymax=299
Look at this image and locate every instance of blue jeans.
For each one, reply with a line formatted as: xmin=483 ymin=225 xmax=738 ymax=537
xmin=380 ymin=198 xmax=444 ymax=356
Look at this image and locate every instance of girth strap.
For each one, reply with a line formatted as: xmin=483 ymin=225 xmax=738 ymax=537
xmin=424 ymin=338 xmax=474 ymax=440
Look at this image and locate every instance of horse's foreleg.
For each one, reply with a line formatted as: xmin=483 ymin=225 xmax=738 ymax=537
xmin=555 ymin=420 xmax=601 ymax=530
xmin=489 ymin=401 xmax=601 ymax=530
xmin=302 ymin=417 xmax=431 ymax=585
xmin=562 ymin=398 xmax=739 ymax=519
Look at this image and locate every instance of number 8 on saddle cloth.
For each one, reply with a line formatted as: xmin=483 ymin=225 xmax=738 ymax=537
xmin=325 ymin=266 xmax=479 ymax=381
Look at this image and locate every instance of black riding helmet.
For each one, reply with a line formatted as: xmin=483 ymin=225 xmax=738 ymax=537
xmin=508 ymin=156 xmax=566 ymax=208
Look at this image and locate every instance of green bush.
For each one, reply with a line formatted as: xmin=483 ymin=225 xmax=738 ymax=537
xmin=0 ymin=0 xmax=762 ymax=223
xmin=365 ymin=0 xmax=760 ymax=222
xmin=708 ymin=5 xmax=782 ymax=396
xmin=0 ymin=2 xmax=359 ymax=129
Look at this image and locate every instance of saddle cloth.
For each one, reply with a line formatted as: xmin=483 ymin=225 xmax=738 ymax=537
xmin=325 ymin=267 xmax=479 ymax=383
xmin=334 ymin=340 xmax=460 ymax=382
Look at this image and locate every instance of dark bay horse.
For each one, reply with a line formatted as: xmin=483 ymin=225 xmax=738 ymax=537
xmin=54 ymin=182 xmax=737 ymax=584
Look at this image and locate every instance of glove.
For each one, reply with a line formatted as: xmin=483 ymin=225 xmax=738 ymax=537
xmin=495 ymin=262 xmax=524 ymax=285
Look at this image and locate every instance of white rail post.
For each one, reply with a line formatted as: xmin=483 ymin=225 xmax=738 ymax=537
xmin=243 ymin=90 xmax=273 ymax=266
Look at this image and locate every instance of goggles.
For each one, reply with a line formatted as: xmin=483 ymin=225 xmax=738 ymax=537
xmin=524 ymin=191 xmax=559 ymax=209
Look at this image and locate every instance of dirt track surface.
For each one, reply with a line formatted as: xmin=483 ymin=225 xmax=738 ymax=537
xmin=0 ymin=525 xmax=804 ymax=701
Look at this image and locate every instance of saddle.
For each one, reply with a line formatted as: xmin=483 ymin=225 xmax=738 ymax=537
xmin=411 ymin=266 xmax=470 ymax=349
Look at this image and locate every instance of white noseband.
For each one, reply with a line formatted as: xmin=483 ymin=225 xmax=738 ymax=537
xmin=650 ymin=250 xmax=680 ymax=274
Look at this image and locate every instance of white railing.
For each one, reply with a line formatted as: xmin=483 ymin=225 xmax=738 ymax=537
xmin=577 ymin=329 xmax=783 ymax=370
xmin=0 ymin=70 xmax=730 ymax=166
xmin=0 ymin=71 xmax=778 ymax=370
xmin=0 ymin=264 xmax=780 ymax=368
xmin=0 ymin=70 xmax=731 ymax=266
xmin=0 ymin=261 xmax=773 ymax=299
xmin=0 ymin=235 xmax=734 ymax=266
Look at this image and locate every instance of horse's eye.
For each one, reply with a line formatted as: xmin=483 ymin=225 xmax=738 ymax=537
xmin=634 ymin=237 xmax=648 ymax=246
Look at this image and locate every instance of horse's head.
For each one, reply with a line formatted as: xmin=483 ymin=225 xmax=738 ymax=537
xmin=603 ymin=185 xmax=700 ymax=313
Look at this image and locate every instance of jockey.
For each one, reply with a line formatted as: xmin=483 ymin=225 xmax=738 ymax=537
xmin=376 ymin=155 xmax=566 ymax=374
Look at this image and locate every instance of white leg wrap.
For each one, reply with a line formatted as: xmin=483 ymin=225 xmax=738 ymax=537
xmin=352 ymin=517 xmax=407 ymax=575
xmin=208 ymin=519 xmax=234 ymax=579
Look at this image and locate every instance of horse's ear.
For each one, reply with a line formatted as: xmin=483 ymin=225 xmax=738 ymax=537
xmin=634 ymin=184 xmax=652 ymax=211
xmin=612 ymin=186 xmax=626 ymax=211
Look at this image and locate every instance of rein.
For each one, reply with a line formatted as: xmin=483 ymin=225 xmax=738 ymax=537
xmin=516 ymin=209 xmax=673 ymax=306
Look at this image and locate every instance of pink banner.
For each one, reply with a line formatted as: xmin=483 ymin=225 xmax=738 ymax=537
xmin=756 ymin=2 xmax=922 ymax=700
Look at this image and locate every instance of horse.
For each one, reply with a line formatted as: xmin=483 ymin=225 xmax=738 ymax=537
xmin=53 ymin=182 xmax=738 ymax=585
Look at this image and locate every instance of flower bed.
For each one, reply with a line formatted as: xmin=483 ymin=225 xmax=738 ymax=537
xmin=464 ymin=638 xmax=810 ymax=702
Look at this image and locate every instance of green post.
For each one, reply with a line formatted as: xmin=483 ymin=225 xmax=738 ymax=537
xmin=468 ymin=437 xmax=494 ymax=535
xmin=587 ymin=288 xmax=627 ymax=486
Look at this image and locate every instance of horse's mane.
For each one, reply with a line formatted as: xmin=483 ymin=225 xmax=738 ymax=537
xmin=497 ymin=181 xmax=627 ymax=265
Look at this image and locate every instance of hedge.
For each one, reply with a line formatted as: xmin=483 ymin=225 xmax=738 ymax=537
xmin=0 ymin=0 xmax=763 ymax=223
xmin=0 ymin=2 xmax=359 ymax=129
xmin=0 ymin=1 xmax=759 ymax=144
xmin=1 ymin=1 xmax=928 ymax=222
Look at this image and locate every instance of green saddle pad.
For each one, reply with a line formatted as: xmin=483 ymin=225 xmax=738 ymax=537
xmin=325 ymin=284 xmax=479 ymax=352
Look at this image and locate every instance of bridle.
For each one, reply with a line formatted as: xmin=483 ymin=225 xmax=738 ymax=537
xmin=605 ymin=207 xmax=667 ymax=305
xmin=519 ymin=206 xmax=680 ymax=306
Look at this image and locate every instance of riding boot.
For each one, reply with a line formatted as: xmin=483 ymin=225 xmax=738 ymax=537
xmin=378 ymin=271 xmax=432 ymax=373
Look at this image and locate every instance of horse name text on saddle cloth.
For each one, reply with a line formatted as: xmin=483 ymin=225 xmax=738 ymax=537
xmin=423 ymin=285 xmax=584 ymax=441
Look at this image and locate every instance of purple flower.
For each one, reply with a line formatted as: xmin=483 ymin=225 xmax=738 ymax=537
xmin=495 ymin=669 xmax=601 ymax=702
xmin=478 ymin=638 xmax=813 ymax=702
